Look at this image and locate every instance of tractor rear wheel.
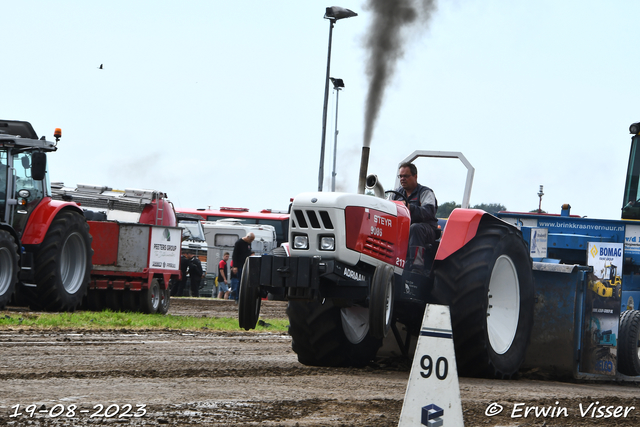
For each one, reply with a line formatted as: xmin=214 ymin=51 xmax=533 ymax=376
xmin=369 ymin=264 xmax=394 ymax=339
xmin=618 ymin=309 xmax=640 ymax=376
xmin=34 ymin=210 xmax=93 ymax=312
xmin=432 ymin=221 xmax=534 ymax=378
xmin=0 ymin=230 xmax=18 ymax=309
xmin=287 ymin=299 xmax=382 ymax=367
xmin=239 ymin=260 xmax=261 ymax=330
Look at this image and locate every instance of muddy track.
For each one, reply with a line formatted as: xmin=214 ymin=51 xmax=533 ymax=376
xmin=1 ymin=298 xmax=639 ymax=426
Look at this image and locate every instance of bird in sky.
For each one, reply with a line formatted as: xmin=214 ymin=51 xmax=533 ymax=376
xmin=98 ymin=64 xmax=103 ymax=69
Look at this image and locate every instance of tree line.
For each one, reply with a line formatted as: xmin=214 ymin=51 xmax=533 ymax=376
xmin=436 ymin=202 xmax=507 ymax=218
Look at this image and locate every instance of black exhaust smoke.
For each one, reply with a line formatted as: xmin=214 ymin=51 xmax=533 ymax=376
xmin=358 ymin=0 xmax=437 ymax=192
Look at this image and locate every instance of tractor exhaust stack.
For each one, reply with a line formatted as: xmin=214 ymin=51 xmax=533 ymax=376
xmin=357 ymin=146 xmax=370 ymax=194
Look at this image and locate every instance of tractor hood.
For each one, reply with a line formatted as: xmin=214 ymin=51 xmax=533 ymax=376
xmin=292 ymin=192 xmax=399 ymax=216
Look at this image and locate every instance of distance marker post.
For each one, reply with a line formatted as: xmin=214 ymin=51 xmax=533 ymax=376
xmin=398 ymin=304 xmax=464 ymax=426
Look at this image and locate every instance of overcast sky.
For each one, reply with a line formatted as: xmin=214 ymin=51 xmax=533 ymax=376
xmin=3 ymin=1 xmax=638 ymax=219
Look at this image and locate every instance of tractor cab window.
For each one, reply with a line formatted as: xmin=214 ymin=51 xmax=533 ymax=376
xmin=13 ymin=152 xmax=45 ymax=202
xmin=623 ymin=135 xmax=640 ymax=219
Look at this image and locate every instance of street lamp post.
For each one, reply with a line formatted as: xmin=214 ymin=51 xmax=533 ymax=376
xmin=330 ymin=77 xmax=344 ymax=192
xmin=317 ymin=6 xmax=357 ymax=192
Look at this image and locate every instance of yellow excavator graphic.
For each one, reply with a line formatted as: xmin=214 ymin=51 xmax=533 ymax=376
xmin=588 ymin=264 xmax=622 ymax=298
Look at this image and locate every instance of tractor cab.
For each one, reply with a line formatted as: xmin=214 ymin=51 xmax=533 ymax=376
xmin=621 ymin=122 xmax=640 ymax=220
xmin=0 ymin=120 xmax=56 ymax=233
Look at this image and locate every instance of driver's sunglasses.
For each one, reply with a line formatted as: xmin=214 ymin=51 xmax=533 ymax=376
xmin=397 ymin=174 xmax=413 ymax=179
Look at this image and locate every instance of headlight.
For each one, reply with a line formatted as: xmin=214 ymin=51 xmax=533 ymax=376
xmin=319 ymin=236 xmax=335 ymax=251
xmin=293 ymin=235 xmax=309 ymax=249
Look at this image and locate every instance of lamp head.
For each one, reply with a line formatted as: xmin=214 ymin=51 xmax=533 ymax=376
xmin=325 ymin=6 xmax=358 ymax=21
xmin=329 ymin=77 xmax=345 ymax=89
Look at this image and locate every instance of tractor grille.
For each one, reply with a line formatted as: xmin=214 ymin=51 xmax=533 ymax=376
xmin=292 ymin=209 xmax=334 ymax=230
xmin=362 ymin=236 xmax=394 ymax=262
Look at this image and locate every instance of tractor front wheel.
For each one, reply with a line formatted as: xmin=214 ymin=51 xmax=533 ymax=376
xmin=369 ymin=264 xmax=394 ymax=339
xmin=0 ymin=230 xmax=18 ymax=309
xmin=287 ymin=299 xmax=382 ymax=367
xmin=432 ymin=220 xmax=534 ymax=378
xmin=239 ymin=259 xmax=261 ymax=330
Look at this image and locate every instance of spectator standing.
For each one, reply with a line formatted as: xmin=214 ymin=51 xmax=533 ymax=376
xmin=172 ymin=253 xmax=189 ymax=296
xmin=217 ymin=252 xmax=231 ymax=299
xmin=188 ymin=253 xmax=204 ymax=297
xmin=229 ymin=259 xmax=239 ymax=301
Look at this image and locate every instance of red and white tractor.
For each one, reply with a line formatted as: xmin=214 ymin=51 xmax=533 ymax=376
xmin=239 ymin=151 xmax=535 ymax=379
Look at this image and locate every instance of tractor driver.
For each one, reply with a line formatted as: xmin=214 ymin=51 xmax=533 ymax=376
xmin=391 ymin=162 xmax=439 ymax=273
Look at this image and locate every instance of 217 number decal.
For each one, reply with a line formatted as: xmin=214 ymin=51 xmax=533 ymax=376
xmin=420 ymin=355 xmax=448 ymax=380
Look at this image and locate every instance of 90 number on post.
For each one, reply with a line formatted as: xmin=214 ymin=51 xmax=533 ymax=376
xmin=420 ymin=355 xmax=448 ymax=380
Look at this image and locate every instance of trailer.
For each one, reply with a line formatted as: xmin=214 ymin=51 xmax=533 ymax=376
xmin=51 ymin=183 xmax=182 ymax=313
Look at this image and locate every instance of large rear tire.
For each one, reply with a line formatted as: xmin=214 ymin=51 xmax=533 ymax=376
xmin=0 ymin=230 xmax=18 ymax=309
xmin=432 ymin=220 xmax=534 ymax=378
xmin=34 ymin=210 xmax=93 ymax=312
xmin=369 ymin=264 xmax=394 ymax=339
xmin=287 ymin=299 xmax=382 ymax=367
xmin=618 ymin=309 xmax=640 ymax=376
xmin=239 ymin=259 xmax=261 ymax=330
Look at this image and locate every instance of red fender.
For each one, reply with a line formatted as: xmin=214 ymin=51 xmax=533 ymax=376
xmin=435 ymin=208 xmax=486 ymax=261
xmin=21 ymin=198 xmax=84 ymax=245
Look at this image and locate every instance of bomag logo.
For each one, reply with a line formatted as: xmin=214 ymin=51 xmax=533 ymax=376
xmin=590 ymin=245 xmax=598 ymax=258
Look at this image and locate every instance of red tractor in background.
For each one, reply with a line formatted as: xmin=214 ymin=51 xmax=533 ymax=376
xmin=239 ymin=151 xmax=535 ymax=379
xmin=0 ymin=119 xmax=182 ymax=314
xmin=0 ymin=120 xmax=93 ymax=311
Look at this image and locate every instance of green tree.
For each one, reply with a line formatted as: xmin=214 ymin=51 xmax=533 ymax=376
xmin=437 ymin=201 xmax=460 ymax=218
xmin=436 ymin=202 xmax=507 ymax=217
xmin=472 ymin=203 xmax=507 ymax=215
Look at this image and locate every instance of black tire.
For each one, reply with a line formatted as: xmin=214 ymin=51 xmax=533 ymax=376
xmin=369 ymin=264 xmax=394 ymax=339
xmin=158 ymin=286 xmax=170 ymax=315
xmin=432 ymin=220 xmax=534 ymax=378
xmin=618 ymin=310 xmax=640 ymax=376
xmin=287 ymin=299 xmax=382 ymax=367
xmin=239 ymin=259 xmax=261 ymax=330
xmin=34 ymin=210 xmax=93 ymax=312
xmin=141 ymin=279 xmax=161 ymax=314
xmin=0 ymin=230 xmax=19 ymax=309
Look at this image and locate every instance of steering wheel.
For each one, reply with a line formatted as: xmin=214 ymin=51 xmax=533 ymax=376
xmin=384 ymin=190 xmax=408 ymax=205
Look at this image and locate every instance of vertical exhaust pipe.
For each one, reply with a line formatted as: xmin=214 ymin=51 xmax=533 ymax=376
xmin=357 ymin=146 xmax=370 ymax=194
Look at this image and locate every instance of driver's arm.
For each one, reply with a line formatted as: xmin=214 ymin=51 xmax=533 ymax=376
xmin=409 ymin=188 xmax=437 ymax=224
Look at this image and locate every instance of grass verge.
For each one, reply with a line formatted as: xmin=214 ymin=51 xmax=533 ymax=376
xmin=0 ymin=310 xmax=289 ymax=332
